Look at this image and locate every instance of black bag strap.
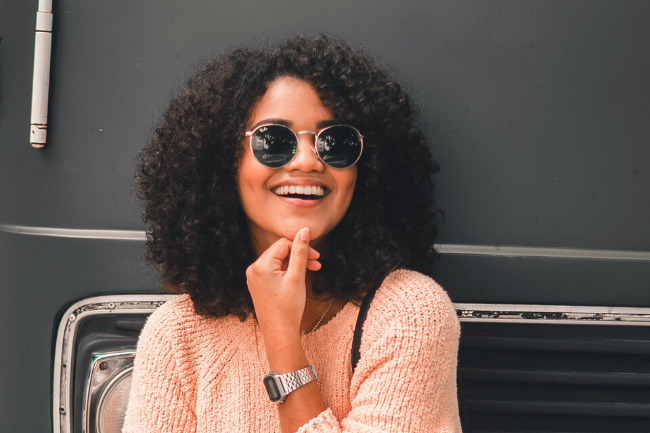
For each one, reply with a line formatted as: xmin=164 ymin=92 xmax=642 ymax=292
xmin=351 ymin=285 xmax=379 ymax=373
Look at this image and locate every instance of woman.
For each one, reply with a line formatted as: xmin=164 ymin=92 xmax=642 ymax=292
xmin=124 ymin=35 xmax=461 ymax=433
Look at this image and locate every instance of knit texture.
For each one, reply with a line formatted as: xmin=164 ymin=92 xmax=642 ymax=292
xmin=122 ymin=270 xmax=461 ymax=433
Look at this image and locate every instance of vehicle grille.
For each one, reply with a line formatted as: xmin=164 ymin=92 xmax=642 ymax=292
xmin=457 ymin=320 xmax=650 ymax=433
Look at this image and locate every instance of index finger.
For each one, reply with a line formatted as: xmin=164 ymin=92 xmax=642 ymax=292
xmin=285 ymin=228 xmax=310 ymax=283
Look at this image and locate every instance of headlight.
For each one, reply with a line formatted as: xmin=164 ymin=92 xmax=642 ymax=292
xmin=53 ymin=295 xmax=177 ymax=433
xmin=84 ymin=351 xmax=134 ymax=433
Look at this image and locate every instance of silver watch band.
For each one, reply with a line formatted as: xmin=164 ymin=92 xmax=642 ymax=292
xmin=264 ymin=364 xmax=318 ymax=403
xmin=277 ymin=364 xmax=318 ymax=394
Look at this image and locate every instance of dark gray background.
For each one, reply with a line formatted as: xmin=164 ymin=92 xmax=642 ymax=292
xmin=1 ymin=1 xmax=649 ymax=431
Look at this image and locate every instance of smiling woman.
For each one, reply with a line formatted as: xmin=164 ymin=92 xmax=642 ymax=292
xmin=124 ymin=35 xmax=460 ymax=433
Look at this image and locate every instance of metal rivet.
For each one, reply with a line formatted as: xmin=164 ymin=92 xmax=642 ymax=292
xmin=69 ymin=314 xmax=76 ymax=322
xmin=108 ymin=303 xmax=115 ymax=309
xmin=99 ymin=362 xmax=108 ymax=371
xmin=59 ymin=407 xmax=66 ymax=414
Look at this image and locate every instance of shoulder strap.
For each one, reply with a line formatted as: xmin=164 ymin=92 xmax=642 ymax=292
xmin=351 ymin=285 xmax=379 ymax=373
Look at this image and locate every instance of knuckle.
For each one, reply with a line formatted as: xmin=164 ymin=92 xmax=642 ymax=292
xmin=293 ymin=245 xmax=309 ymax=259
xmin=246 ymin=264 xmax=258 ymax=277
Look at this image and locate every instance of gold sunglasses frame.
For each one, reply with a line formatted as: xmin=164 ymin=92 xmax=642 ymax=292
xmin=245 ymin=123 xmax=364 ymax=169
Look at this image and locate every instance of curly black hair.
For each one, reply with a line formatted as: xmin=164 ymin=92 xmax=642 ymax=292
xmin=137 ymin=35 xmax=439 ymax=320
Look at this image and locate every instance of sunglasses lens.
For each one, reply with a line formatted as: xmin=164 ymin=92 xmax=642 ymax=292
xmin=250 ymin=125 xmax=297 ymax=168
xmin=316 ymin=126 xmax=363 ymax=169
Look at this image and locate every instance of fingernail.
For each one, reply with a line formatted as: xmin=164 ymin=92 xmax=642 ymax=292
xmin=299 ymin=228 xmax=310 ymax=241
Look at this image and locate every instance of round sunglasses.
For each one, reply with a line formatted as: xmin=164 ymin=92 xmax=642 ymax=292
xmin=245 ymin=124 xmax=363 ymax=169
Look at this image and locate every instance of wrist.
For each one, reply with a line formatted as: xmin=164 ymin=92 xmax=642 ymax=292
xmin=256 ymin=314 xmax=301 ymax=338
xmin=261 ymin=333 xmax=308 ymax=374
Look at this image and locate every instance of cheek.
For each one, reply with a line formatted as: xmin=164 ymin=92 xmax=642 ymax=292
xmin=337 ymin=168 xmax=357 ymax=208
xmin=236 ymin=155 xmax=266 ymax=208
xmin=345 ymin=169 xmax=358 ymax=198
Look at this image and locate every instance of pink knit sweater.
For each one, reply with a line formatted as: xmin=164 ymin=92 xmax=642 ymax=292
xmin=123 ymin=270 xmax=461 ymax=432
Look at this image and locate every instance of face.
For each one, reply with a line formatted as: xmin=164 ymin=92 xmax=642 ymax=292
xmin=237 ymin=76 xmax=357 ymax=255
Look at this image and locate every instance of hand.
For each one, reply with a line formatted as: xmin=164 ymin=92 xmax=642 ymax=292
xmin=246 ymin=228 xmax=321 ymax=336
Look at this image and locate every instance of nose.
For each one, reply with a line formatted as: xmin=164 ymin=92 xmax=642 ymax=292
xmin=284 ymin=131 xmax=324 ymax=172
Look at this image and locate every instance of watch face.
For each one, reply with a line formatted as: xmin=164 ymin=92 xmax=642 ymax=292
xmin=263 ymin=376 xmax=281 ymax=402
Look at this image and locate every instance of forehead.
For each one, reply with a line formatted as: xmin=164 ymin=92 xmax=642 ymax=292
xmin=246 ymin=77 xmax=333 ymax=129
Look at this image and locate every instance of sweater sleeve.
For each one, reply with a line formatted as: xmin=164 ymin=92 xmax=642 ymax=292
xmin=297 ymin=271 xmax=462 ymax=433
xmin=122 ymin=302 xmax=198 ymax=433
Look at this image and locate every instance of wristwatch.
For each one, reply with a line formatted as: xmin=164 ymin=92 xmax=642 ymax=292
xmin=263 ymin=364 xmax=318 ymax=404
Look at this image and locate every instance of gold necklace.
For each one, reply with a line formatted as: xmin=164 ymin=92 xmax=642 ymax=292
xmin=309 ymin=296 xmax=336 ymax=333
xmin=253 ymin=296 xmax=336 ymax=376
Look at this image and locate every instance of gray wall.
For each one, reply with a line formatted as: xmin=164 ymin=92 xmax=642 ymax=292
xmin=1 ymin=1 xmax=649 ymax=431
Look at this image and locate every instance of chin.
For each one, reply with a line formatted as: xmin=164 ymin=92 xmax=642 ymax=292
xmin=282 ymin=224 xmax=328 ymax=243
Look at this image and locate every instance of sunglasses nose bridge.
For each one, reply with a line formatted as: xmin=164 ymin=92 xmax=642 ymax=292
xmin=296 ymin=130 xmax=321 ymax=160
xmin=296 ymin=130 xmax=317 ymax=146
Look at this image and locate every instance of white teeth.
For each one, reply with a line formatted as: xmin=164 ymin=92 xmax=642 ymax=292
xmin=272 ymin=185 xmax=325 ymax=197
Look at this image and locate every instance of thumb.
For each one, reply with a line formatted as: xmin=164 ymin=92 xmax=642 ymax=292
xmin=286 ymin=228 xmax=310 ymax=283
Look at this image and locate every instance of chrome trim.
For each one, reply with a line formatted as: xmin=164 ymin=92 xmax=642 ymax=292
xmin=436 ymin=243 xmax=650 ymax=261
xmin=455 ymin=303 xmax=650 ymax=325
xmin=0 ymin=224 xmax=146 ymax=241
xmin=53 ymin=294 xmax=178 ymax=433
xmin=3 ymin=223 xmax=648 ymax=261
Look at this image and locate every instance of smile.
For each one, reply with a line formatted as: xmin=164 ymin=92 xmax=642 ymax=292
xmin=271 ymin=185 xmax=327 ymax=200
